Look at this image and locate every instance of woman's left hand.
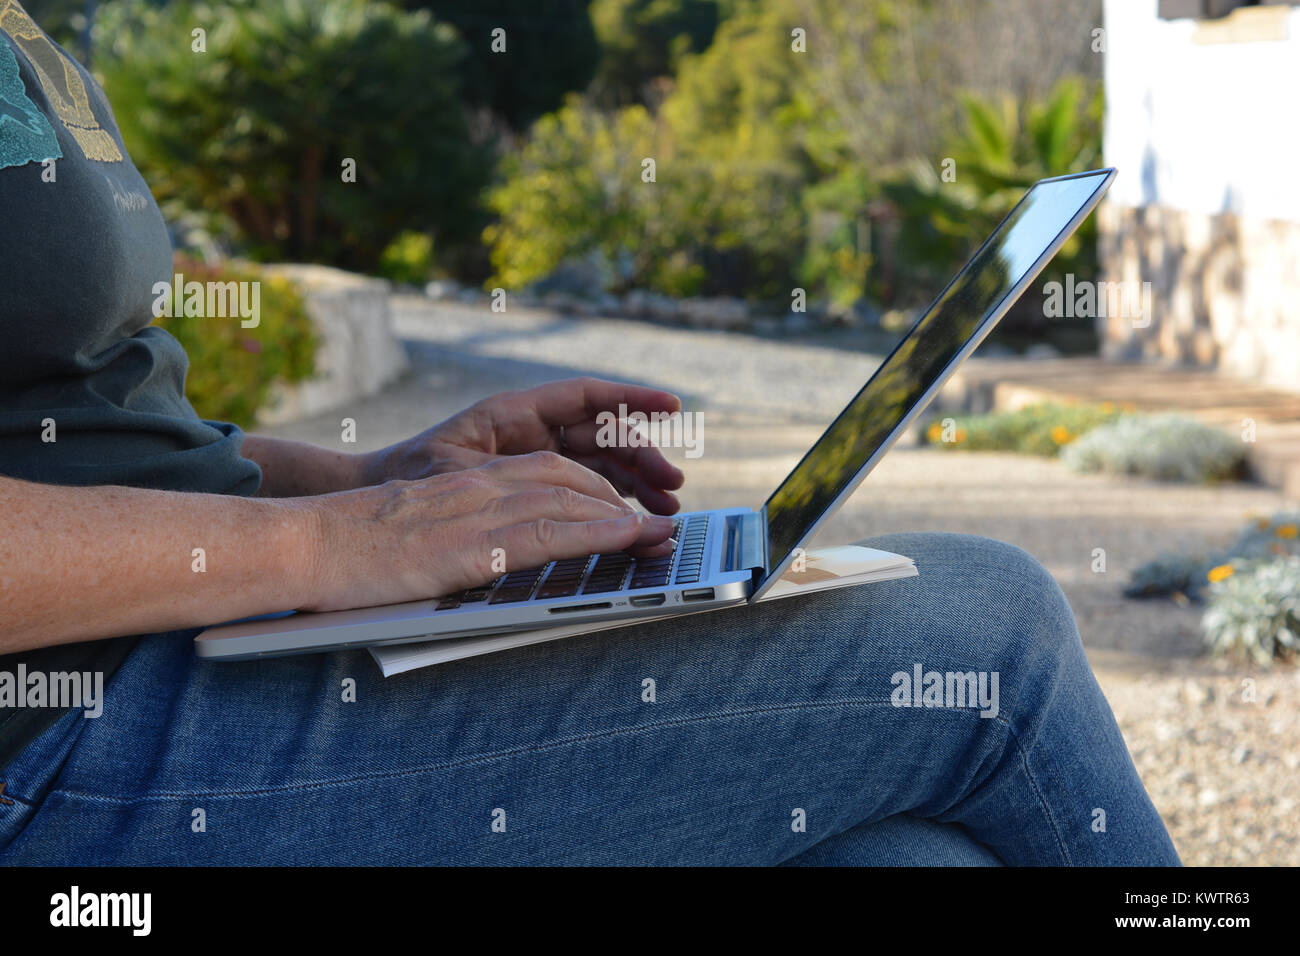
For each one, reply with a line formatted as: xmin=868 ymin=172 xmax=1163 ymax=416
xmin=364 ymin=377 xmax=686 ymax=515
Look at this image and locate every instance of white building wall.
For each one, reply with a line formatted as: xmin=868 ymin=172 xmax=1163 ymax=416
xmin=1103 ymin=0 xmax=1300 ymax=222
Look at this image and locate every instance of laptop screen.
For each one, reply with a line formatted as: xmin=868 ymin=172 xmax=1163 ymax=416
xmin=762 ymin=170 xmax=1113 ymax=581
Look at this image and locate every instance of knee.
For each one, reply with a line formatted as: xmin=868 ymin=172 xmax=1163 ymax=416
xmin=852 ymin=532 xmax=1081 ymax=675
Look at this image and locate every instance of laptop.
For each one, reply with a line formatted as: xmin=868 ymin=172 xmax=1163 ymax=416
xmin=195 ymin=168 xmax=1116 ymax=661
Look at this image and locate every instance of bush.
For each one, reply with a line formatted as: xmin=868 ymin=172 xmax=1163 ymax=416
xmin=1061 ymin=413 xmax=1247 ymax=483
xmin=485 ymin=0 xmax=814 ymax=303
xmin=1202 ymin=557 xmax=1300 ymax=666
xmin=1126 ymin=513 xmax=1300 ymax=600
xmin=377 ymin=231 xmax=436 ymax=286
xmin=96 ymin=0 xmax=488 ymax=272
xmin=153 ymin=254 xmax=317 ymax=429
xmin=923 ymin=402 xmax=1122 ymax=456
xmin=881 ymin=76 xmax=1103 ymax=327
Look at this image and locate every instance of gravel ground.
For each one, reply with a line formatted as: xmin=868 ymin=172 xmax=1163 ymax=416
xmin=255 ymin=297 xmax=1300 ymax=866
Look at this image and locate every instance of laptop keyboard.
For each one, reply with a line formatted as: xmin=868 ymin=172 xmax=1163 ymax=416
xmin=434 ymin=515 xmax=711 ymax=610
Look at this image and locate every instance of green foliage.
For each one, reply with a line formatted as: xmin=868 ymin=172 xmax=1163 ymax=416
xmin=1061 ymin=414 xmax=1248 ymax=483
xmin=486 ymin=0 xmax=813 ymax=301
xmin=882 ymin=77 xmax=1103 ymax=310
xmin=923 ymin=402 xmax=1122 ymax=456
xmin=799 ymin=171 xmax=878 ymax=309
xmin=1203 ymin=557 xmax=1300 ymax=666
xmin=377 ymin=231 xmax=436 ymax=286
xmin=96 ymin=0 xmax=488 ymax=272
xmin=590 ymin=0 xmax=722 ymax=106
xmin=154 ymin=255 xmax=317 ymax=428
xmin=406 ymin=0 xmax=600 ymax=130
xmin=484 ymin=99 xmax=660 ymax=293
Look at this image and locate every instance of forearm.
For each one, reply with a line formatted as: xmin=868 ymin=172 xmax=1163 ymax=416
xmin=0 ymin=476 xmax=323 ymax=653
xmin=241 ymin=434 xmax=377 ymax=497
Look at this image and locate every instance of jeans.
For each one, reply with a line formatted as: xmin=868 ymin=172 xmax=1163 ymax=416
xmin=0 ymin=533 xmax=1180 ymax=865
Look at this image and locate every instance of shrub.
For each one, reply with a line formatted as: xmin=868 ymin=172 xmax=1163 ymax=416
xmin=1061 ymin=413 xmax=1247 ymax=483
xmin=923 ymin=402 xmax=1122 ymax=456
xmin=96 ymin=0 xmax=488 ymax=272
xmin=1124 ymin=551 xmax=1224 ymax=600
xmin=377 ymin=231 xmax=436 ymax=287
xmin=1202 ymin=557 xmax=1300 ymax=666
xmin=485 ymin=0 xmax=813 ymax=303
xmin=881 ymin=77 xmax=1103 ymax=324
xmin=153 ymin=254 xmax=317 ymax=429
xmin=1126 ymin=513 xmax=1300 ymax=600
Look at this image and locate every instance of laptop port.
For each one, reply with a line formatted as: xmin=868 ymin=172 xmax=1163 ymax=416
xmin=547 ymin=601 xmax=614 ymax=614
xmin=682 ymin=588 xmax=715 ymax=602
xmin=630 ymin=593 xmax=666 ymax=607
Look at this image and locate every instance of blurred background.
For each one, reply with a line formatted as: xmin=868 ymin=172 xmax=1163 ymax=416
xmin=23 ymin=0 xmax=1300 ymax=865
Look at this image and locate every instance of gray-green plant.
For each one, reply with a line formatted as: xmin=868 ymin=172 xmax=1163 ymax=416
xmin=1202 ymin=557 xmax=1300 ymax=666
xmin=1061 ymin=413 xmax=1246 ymax=483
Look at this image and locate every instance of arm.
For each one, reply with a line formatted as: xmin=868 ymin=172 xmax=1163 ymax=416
xmin=0 ymin=475 xmax=319 ymax=653
xmin=240 ymin=435 xmax=377 ymax=497
xmin=239 ymin=378 xmax=687 ymax=510
xmin=0 ymin=452 xmax=674 ymax=654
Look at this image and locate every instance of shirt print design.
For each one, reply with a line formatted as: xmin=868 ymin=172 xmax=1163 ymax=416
xmin=0 ymin=35 xmax=59 ymax=169
xmin=0 ymin=0 xmax=122 ymax=162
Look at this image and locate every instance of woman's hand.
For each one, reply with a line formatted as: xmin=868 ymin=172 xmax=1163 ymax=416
xmin=303 ymin=450 xmax=676 ymax=613
xmin=362 ymin=377 xmax=686 ymax=515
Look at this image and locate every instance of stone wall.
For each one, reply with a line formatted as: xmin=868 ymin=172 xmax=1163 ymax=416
xmin=255 ymin=264 xmax=409 ymax=425
xmin=1098 ymin=200 xmax=1300 ymax=394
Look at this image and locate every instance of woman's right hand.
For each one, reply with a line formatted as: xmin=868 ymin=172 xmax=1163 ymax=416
xmin=300 ymin=451 xmax=676 ymax=613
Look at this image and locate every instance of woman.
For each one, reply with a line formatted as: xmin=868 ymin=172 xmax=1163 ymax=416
xmin=0 ymin=4 xmax=1178 ymax=865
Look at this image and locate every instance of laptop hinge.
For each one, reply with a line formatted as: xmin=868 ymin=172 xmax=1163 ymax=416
xmin=723 ymin=512 xmax=767 ymax=584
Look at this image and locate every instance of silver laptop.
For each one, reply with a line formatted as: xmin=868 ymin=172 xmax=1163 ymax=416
xmin=195 ymin=168 xmax=1116 ymax=661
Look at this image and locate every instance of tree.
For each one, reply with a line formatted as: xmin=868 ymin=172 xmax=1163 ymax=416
xmin=96 ymin=0 xmax=489 ymax=271
xmin=588 ymin=0 xmax=722 ymax=107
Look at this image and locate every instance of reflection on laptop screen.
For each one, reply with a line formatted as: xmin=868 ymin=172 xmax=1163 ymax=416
xmin=763 ymin=171 xmax=1111 ymax=579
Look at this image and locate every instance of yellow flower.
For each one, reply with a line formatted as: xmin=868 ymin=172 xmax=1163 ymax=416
xmin=1100 ymin=401 xmax=1115 ymax=414
xmin=1207 ymin=564 xmax=1235 ymax=583
xmin=953 ymin=428 xmax=967 ymax=444
xmin=1275 ymin=524 xmax=1299 ymax=539
xmin=1050 ymin=425 xmax=1073 ymax=445
xmin=927 ymin=423 xmax=942 ymax=442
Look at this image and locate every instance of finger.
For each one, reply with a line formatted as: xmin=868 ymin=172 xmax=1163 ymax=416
xmin=484 ymin=377 xmax=683 ymax=454
xmin=570 ymin=453 xmax=681 ymax=515
xmin=482 ymin=450 xmax=633 ymax=514
xmin=488 ymin=512 xmax=675 ymax=571
xmin=561 ymin=418 xmax=686 ymax=492
xmin=489 ymin=486 xmax=636 ymax=526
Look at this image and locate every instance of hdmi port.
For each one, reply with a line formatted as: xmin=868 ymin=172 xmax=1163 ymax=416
xmin=630 ymin=593 xmax=666 ymax=607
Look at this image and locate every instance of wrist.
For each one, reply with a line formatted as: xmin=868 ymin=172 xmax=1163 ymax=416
xmin=265 ymin=495 xmax=334 ymax=610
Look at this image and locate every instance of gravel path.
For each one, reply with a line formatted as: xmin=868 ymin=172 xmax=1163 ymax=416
xmin=254 ymin=296 xmax=1300 ymax=866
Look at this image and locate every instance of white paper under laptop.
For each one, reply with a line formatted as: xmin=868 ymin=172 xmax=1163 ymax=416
xmin=369 ymin=545 xmax=916 ymax=676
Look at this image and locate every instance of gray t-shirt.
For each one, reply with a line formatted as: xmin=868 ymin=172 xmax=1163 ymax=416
xmin=0 ymin=6 xmax=262 ymax=769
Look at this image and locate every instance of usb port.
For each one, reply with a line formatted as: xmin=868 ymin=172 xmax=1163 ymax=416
xmin=682 ymin=588 xmax=715 ymax=602
xmin=630 ymin=593 xmax=666 ymax=607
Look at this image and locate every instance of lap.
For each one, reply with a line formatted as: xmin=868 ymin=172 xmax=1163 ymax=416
xmin=0 ymin=532 xmax=1079 ymax=864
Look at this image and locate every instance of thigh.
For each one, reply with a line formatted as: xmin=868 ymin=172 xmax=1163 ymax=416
xmin=0 ymin=532 xmax=1151 ymax=865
